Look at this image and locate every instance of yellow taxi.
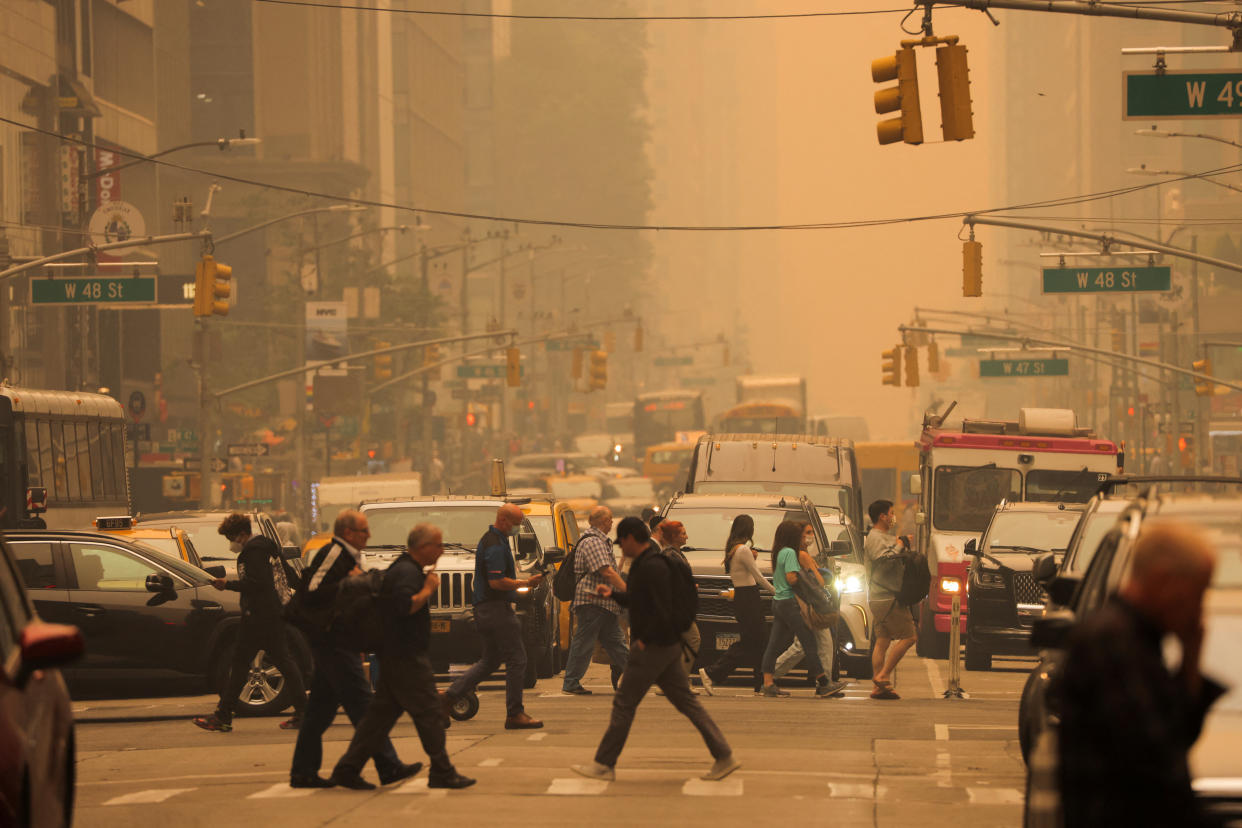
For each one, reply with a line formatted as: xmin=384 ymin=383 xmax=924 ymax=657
xmin=542 ymin=475 xmax=602 ymax=525
xmin=517 ymin=497 xmax=581 ymax=658
xmin=92 ymin=515 xmax=206 ymax=569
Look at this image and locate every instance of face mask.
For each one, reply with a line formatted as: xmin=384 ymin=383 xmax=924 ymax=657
xmin=508 ymin=525 xmax=520 ymax=537
xmin=804 ymin=536 xmax=819 ymax=557
xmin=229 ymin=540 xmax=242 ymax=554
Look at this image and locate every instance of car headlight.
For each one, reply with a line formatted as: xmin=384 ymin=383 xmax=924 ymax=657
xmin=834 ymin=575 xmax=863 ymax=594
xmin=974 ymin=571 xmax=1005 ymax=588
xmin=940 ymin=577 xmax=962 ymax=594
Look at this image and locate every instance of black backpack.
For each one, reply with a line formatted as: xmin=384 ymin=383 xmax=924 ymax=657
xmin=896 ymin=551 xmax=931 ymax=607
xmin=552 ymin=537 xmax=584 ymax=602
xmin=334 ymin=568 xmax=387 ymax=652
xmin=659 ymin=550 xmax=699 ymax=636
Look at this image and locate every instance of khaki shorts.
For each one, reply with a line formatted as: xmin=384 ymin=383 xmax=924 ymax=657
xmin=871 ymin=598 xmax=916 ymax=641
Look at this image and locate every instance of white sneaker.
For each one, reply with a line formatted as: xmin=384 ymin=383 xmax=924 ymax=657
xmin=571 ymin=762 xmax=616 ymax=782
xmin=701 ymin=755 xmax=741 ymax=781
xmin=698 ymin=668 xmax=715 ymax=696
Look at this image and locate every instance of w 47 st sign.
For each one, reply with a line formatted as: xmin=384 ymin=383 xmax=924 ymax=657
xmin=1125 ymin=71 xmax=1242 ymax=119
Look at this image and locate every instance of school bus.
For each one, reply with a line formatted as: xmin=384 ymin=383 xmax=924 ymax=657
xmin=855 ymin=441 xmax=920 ymax=535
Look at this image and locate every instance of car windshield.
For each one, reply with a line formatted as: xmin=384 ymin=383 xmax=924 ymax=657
xmin=649 ymin=448 xmax=691 ymax=465
xmin=1065 ymin=510 xmax=1119 ymax=574
xmin=138 ymin=536 xmax=182 ymax=560
xmin=984 ymin=509 xmax=1081 ymax=553
xmin=1026 ymin=469 xmax=1110 ymax=503
xmin=365 ymin=505 xmax=498 ymax=548
xmin=604 ymin=478 xmax=655 ymax=499
xmin=933 ymin=466 xmax=1022 ymax=533
xmin=526 ymin=515 xmax=556 ymax=550
xmin=663 ymin=506 xmax=811 ymax=551
xmin=548 ymin=478 xmax=602 ymax=500
xmin=132 ymin=543 xmax=212 ymax=584
xmin=143 ymin=517 xmax=237 ymax=563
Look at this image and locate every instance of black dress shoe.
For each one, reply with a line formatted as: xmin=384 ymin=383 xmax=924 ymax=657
xmin=328 ymin=771 xmax=376 ymax=791
xmin=561 ymin=686 xmax=592 ymax=695
xmin=289 ymin=774 xmax=335 ymax=789
xmin=379 ymin=761 xmax=424 ymax=786
xmin=427 ymin=773 xmax=477 ymax=790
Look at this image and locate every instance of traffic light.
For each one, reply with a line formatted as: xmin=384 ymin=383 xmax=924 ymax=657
xmin=904 ymin=345 xmax=919 ymax=387
xmin=506 ymin=346 xmax=521 ymax=387
xmin=872 ymin=46 xmax=923 ymax=145
xmin=194 ymin=254 xmax=232 ymax=316
xmin=634 ymin=323 xmax=644 ymax=353
xmin=927 ymin=341 xmax=941 ymax=373
xmin=423 ymin=344 xmax=441 ymax=379
xmin=588 ymin=350 xmax=608 ymax=391
xmin=571 ymin=347 xmax=583 ymax=379
xmin=373 ymin=341 xmax=393 ymax=381
xmin=1193 ymin=357 xmax=1215 ymax=396
xmin=881 ymin=346 xmax=902 ymax=386
xmin=935 ymin=42 xmax=974 ymax=141
xmin=963 ymin=240 xmax=982 ymax=297
xmin=465 ymin=410 xmax=477 ymax=428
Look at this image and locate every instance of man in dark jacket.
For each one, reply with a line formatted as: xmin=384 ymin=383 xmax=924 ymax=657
xmin=192 ymin=513 xmax=305 ymax=733
xmin=328 ymin=524 xmax=475 ymax=791
xmin=1057 ymin=520 xmax=1226 ymax=827
xmin=287 ymin=509 xmax=420 ymax=789
xmin=572 ymin=517 xmax=739 ymax=783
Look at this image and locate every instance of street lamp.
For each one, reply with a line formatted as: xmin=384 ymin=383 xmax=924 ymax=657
xmin=82 ymin=134 xmax=262 ymax=179
xmin=1135 ymin=127 xmax=1242 ymax=152
xmin=1125 ymin=165 xmax=1242 ymax=195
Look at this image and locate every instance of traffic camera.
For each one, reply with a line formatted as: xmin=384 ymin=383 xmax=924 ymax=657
xmin=506 ymin=347 xmax=521 ymax=387
xmin=872 ymin=47 xmax=923 ymax=145
xmin=881 ymin=346 xmax=903 ymax=386
xmin=194 ymin=255 xmax=232 ymax=316
xmin=588 ymin=350 xmax=608 ymax=391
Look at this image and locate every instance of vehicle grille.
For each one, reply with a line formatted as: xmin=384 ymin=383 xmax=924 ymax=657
xmin=430 ymin=572 xmax=474 ymax=609
xmin=694 ymin=575 xmax=773 ymax=620
xmin=1013 ymin=573 xmax=1047 ymax=606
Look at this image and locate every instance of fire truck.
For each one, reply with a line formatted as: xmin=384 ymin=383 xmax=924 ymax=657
xmin=911 ymin=404 xmax=1121 ymax=658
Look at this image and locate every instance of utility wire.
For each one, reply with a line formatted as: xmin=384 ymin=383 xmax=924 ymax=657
xmin=6 ymin=114 xmax=1241 ymax=234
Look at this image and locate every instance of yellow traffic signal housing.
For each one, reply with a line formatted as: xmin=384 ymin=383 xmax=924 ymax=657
xmin=1192 ymin=358 xmax=1215 ymax=396
xmin=506 ymin=347 xmax=521 ymax=388
xmin=935 ymin=42 xmax=974 ymax=141
xmin=1111 ymin=329 xmax=1125 ymax=352
xmin=634 ymin=323 xmax=644 ymax=353
xmin=423 ymin=344 xmax=441 ymax=379
xmin=904 ymin=345 xmax=920 ymax=387
xmin=588 ymin=350 xmax=608 ymax=391
xmin=374 ymin=342 xmax=393 ymax=381
xmin=571 ymin=347 xmax=584 ymax=379
xmin=881 ymin=346 xmax=902 ymax=386
xmin=872 ymin=47 xmax=923 ymax=146
xmin=963 ymin=240 xmax=982 ymax=297
xmin=194 ymin=255 xmax=232 ymax=316
xmin=927 ymin=341 xmax=941 ymax=373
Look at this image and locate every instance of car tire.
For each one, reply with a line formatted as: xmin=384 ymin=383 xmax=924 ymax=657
xmin=62 ymin=729 xmax=76 ymax=827
xmin=916 ymin=602 xmax=949 ymax=659
xmin=964 ymin=638 xmax=992 ymax=671
xmin=211 ymin=640 xmax=297 ymax=717
xmin=1018 ymin=669 xmax=1039 ymax=765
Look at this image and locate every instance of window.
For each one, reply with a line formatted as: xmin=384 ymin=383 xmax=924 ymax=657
xmin=62 ymin=422 xmax=80 ymax=500
xmin=0 ymin=558 xmax=20 ymax=662
xmin=932 ymin=465 xmax=1022 ymax=533
xmin=9 ymin=542 xmax=58 ymax=589
xmin=69 ymin=543 xmax=159 ymax=591
xmin=92 ymin=1 xmax=155 ymax=119
xmin=861 ymin=467 xmax=896 ymax=504
xmin=1025 ymin=469 xmax=1110 ymax=504
xmin=109 ymin=423 xmax=128 ymax=497
xmin=24 ymin=420 xmax=40 ymax=487
xmin=87 ymin=422 xmax=105 ymax=497
xmin=38 ymin=421 xmax=55 ymax=498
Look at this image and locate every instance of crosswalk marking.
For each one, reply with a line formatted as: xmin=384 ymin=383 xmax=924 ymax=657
xmin=682 ymin=778 xmax=742 ymax=797
xmin=391 ymin=779 xmax=447 ymax=798
xmin=247 ymin=783 xmax=317 ymax=799
xmin=545 ymin=778 xmax=608 ymax=795
xmin=966 ymin=787 xmax=1023 ymax=805
xmin=526 ymin=732 xmax=547 ymax=742
xmin=104 ymin=788 xmax=195 ymax=805
xmin=478 ymin=758 xmax=504 ymax=767
xmin=828 ymin=782 xmax=884 ymax=800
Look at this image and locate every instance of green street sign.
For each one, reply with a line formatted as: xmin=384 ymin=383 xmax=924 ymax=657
xmin=1124 ymin=71 xmax=1242 ymax=119
xmin=456 ymin=363 xmax=522 ymax=379
xmin=979 ymin=358 xmax=1069 ymax=378
xmin=1042 ymin=266 xmax=1171 ymax=294
xmin=654 ymin=355 xmax=693 ymax=367
xmin=31 ymin=277 xmax=156 ymax=305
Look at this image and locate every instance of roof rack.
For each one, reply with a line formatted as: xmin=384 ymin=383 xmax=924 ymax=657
xmin=1096 ymin=474 xmax=1242 ymax=495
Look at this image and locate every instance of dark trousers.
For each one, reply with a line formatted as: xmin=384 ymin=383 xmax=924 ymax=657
xmin=289 ymin=638 xmax=403 ymax=779
xmin=216 ymin=618 xmax=306 ymax=723
xmin=334 ymin=651 xmax=455 ymax=780
xmin=562 ymin=605 xmax=628 ymax=691
xmin=705 ymin=585 xmax=765 ymax=690
xmin=760 ymin=598 xmax=824 ymax=678
xmin=446 ymin=600 xmax=527 ymax=718
xmin=594 ymin=641 xmax=731 ymax=768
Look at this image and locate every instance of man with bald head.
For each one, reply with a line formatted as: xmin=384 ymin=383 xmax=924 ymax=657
xmin=562 ymin=506 xmax=629 ymax=695
xmin=1057 ymin=520 xmax=1226 ymax=827
xmin=443 ymin=504 xmax=545 ymax=728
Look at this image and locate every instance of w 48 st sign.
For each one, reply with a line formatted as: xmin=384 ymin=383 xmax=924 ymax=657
xmin=1125 ymin=71 xmax=1242 ymax=119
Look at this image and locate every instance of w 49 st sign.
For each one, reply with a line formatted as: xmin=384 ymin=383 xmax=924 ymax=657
xmin=1125 ymin=71 xmax=1242 ymax=119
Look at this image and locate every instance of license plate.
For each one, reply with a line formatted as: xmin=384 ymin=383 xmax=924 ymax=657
xmin=715 ymin=633 xmax=740 ymax=649
xmin=431 ymin=619 xmax=450 ymax=633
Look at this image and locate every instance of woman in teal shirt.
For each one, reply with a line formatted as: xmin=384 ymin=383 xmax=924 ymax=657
xmin=759 ymin=520 xmax=832 ymax=697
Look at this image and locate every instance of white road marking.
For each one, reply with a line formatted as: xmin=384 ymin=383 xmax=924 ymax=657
xmin=967 ymin=787 xmax=1023 ymax=805
xmin=527 ymin=732 xmax=547 ymax=742
xmin=937 ymin=753 xmax=951 ymax=768
xmin=391 ymin=779 xmax=446 ymax=798
xmin=926 ymin=659 xmax=946 ymax=697
xmin=828 ymin=782 xmax=884 ymax=799
xmin=248 ymin=783 xmax=318 ymax=799
xmin=935 ymin=724 xmax=950 ymax=741
xmin=682 ymin=778 xmax=743 ymax=797
xmin=104 ymin=788 xmax=195 ymax=805
xmin=80 ymin=771 xmax=287 ymax=787
xmin=478 ymin=758 xmax=504 ymax=767
xmin=546 ymin=778 xmax=609 ymax=795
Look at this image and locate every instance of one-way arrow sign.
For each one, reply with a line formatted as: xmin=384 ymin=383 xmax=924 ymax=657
xmin=228 ymin=443 xmax=270 ymax=457
xmin=210 ymin=458 xmax=228 ymax=473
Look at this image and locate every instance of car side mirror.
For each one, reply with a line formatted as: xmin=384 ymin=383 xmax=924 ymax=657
xmin=1047 ymin=575 xmax=1079 ymax=607
xmin=909 ymin=474 xmax=921 ymax=495
xmin=1032 ymin=553 xmax=1058 ymax=586
xmin=204 ymin=565 xmax=226 ymax=579
xmin=964 ymin=538 xmax=978 ymax=557
xmin=516 ymin=533 xmax=537 ymax=561
xmin=16 ymin=623 xmax=83 ymax=687
xmin=282 ymin=545 xmax=301 ymax=561
xmin=543 ymin=548 xmax=566 ymax=566
xmin=826 ymin=540 xmax=852 ymax=557
xmin=1030 ymin=612 xmax=1075 ymax=649
xmin=145 ymin=573 xmax=175 ymax=594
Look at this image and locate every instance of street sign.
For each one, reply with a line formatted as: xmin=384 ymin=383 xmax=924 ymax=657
xmin=979 ymin=358 xmax=1069 ymax=378
xmin=1125 ymin=71 xmax=1242 ymax=119
xmin=680 ymin=376 xmax=717 ymax=386
xmin=32 ymin=276 xmax=156 ymax=305
xmin=227 ymin=443 xmax=269 ymax=457
xmin=654 ymin=356 xmax=693 ymax=367
xmin=1042 ymin=267 xmax=1171 ymax=294
xmin=456 ymin=363 xmax=515 ymax=379
xmin=546 ymin=337 xmax=598 ymax=352
xmin=210 ymin=458 xmax=228 ymax=473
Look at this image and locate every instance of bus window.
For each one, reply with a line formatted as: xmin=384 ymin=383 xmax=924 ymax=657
xmin=24 ymin=421 xmax=40 ymax=488
xmin=75 ymin=423 xmax=93 ymax=499
xmin=88 ymin=422 xmax=106 ymax=498
xmin=110 ymin=423 xmax=128 ymax=495
xmin=38 ymin=421 xmax=58 ymax=499
xmin=932 ymin=465 xmax=1021 ymax=533
xmin=61 ymin=422 xmax=80 ymax=501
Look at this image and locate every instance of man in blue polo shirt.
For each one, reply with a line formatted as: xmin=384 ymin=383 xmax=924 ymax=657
xmin=442 ymin=504 xmax=545 ymax=729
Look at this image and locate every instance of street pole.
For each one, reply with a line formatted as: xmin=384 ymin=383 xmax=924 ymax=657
xmin=420 ymin=246 xmax=433 ymax=482
xmin=1192 ymin=236 xmax=1208 ymax=472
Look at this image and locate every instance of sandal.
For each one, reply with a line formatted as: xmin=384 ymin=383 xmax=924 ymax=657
xmin=870 ymin=686 xmax=900 ymax=700
xmin=192 ymin=714 xmax=233 ymax=732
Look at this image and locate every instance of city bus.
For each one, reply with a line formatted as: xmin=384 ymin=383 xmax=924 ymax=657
xmin=633 ymin=390 xmax=705 ymax=457
xmin=714 ymin=401 xmax=805 ymax=435
xmin=855 ymin=441 xmax=920 ymax=535
xmin=0 ymin=386 xmax=130 ymax=529
xmin=913 ymin=406 xmax=1120 ymax=658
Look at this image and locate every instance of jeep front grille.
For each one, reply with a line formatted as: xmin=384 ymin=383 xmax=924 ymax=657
xmin=430 ymin=572 xmax=474 ymax=609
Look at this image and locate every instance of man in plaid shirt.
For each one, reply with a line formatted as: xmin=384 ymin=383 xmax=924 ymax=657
xmin=562 ymin=506 xmax=629 ymax=695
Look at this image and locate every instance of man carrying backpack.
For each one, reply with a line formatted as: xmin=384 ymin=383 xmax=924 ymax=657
xmin=865 ymin=500 xmax=920 ymax=700
xmin=572 ymin=517 xmax=739 ymax=783
xmin=561 ymin=506 xmax=628 ymax=695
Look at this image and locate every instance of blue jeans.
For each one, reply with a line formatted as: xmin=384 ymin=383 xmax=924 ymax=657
xmin=289 ymin=639 xmax=403 ymax=779
xmin=760 ymin=598 xmax=825 ymax=678
xmin=563 ymin=605 xmax=628 ymax=691
xmin=446 ymin=600 xmax=528 ymax=719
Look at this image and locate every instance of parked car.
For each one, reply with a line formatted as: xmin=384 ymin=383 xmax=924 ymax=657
xmin=0 ymin=537 xmax=82 ymax=828
xmin=963 ymin=501 xmax=1083 ymax=671
xmin=137 ymin=510 xmax=296 ymax=578
xmin=1021 ymin=482 xmax=1242 ymax=825
xmin=5 ymin=530 xmax=309 ymax=716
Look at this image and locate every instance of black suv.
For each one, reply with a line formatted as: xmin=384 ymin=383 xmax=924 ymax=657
xmin=5 ymin=530 xmax=310 ymax=716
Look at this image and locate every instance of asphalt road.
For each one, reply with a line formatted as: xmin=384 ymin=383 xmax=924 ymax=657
xmin=73 ymin=654 xmax=1032 ymax=827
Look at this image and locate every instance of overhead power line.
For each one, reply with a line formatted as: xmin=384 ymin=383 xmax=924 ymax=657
xmin=252 ymin=0 xmax=927 ymax=21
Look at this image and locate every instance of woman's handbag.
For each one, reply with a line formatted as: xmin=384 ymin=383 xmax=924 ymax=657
xmin=792 ymin=564 xmax=839 ymax=616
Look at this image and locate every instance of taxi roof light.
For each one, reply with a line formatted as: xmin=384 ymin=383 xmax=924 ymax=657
xmin=94 ymin=515 xmax=134 ymax=530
